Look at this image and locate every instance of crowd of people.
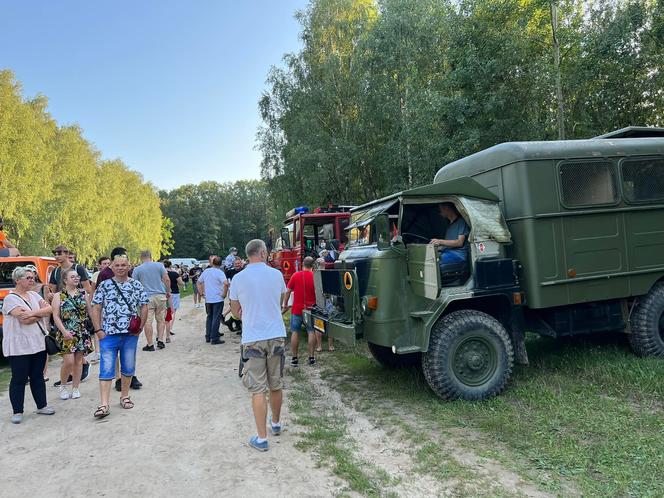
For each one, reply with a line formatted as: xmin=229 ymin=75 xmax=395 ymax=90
xmin=2 ymin=240 xmax=334 ymax=451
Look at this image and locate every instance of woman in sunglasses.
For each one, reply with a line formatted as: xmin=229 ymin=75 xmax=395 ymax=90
xmin=1 ymin=266 xmax=55 ymax=423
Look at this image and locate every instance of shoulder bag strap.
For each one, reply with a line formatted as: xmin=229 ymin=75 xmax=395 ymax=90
xmin=9 ymin=292 xmax=48 ymax=336
xmin=110 ymin=279 xmax=137 ymax=313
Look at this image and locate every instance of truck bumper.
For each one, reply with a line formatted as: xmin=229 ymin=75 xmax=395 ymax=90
xmin=303 ymin=310 xmax=361 ymax=345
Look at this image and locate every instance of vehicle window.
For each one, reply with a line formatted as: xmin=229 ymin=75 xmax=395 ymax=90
xmin=0 ymin=262 xmax=27 ymax=288
xmin=559 ymin=161 xmax=618 ymax=207
xmin=349 ymin=224 xmax=373 ymax=247
xmin=621 ymin=157 xmax=664 ymax=203
xmin=338 ymin=218 xmax=349 ymax=243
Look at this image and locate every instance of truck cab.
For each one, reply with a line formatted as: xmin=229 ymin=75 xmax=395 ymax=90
xmin=270 ymin=205 xmax=353 ymax=282
xmin=305 ymin=178 xmax=521 ymax=401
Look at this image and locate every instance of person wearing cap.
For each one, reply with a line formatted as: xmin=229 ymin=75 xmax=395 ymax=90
xmin=224 ymin=247 xmax=238 ymax=272
xmin=48 ymin=245 xmax=92 ymax=294
xmin=0 ymin=217 xmax=21 ymax=257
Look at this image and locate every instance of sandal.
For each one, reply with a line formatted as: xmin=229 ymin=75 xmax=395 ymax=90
xmin=328 ymin=346 xmax=335 ymax=352
xmin=120 ymin=396 xmax=134 ymax=409
xmin=315 ymin=347 xmax=323 ymax=353
xmin=94 ymin=405 xmax=110 ymax=418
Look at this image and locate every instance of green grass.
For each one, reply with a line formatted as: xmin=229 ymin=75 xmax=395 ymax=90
xmin=179 ymin=284 xmax=194 ymax=299
xmin=288 ymin=368 xmax=396 ymax=497
xmin=0 ymin=358 xmax=10 ymax=392
xmin=323 ymin=334 xmax=664 ymax=497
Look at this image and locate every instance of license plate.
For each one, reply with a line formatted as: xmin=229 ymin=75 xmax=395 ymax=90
xmin=314 ymin=318 xmax=325 ymax=333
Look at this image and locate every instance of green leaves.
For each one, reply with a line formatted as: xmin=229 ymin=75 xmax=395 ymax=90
xmin=159 ymin=180 xmax=271 ymax=259
xmin=0 ymin=70 xmax=165 ymax=263
xmin=258 ymin=0 xmax=664 ymax=209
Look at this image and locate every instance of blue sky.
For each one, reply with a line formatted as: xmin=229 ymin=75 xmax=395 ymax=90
xmin=1 ymin=0 xmax=307 ymax=190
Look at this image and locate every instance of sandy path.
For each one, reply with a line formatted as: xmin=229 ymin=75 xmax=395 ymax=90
xmin=0 ymin=299 xmax=337 ymax=498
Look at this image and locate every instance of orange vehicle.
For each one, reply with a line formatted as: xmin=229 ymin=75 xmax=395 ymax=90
xmin=0 ymin=256 xmax=58 ymax=349
xmin=270 ymin=205 xmax=353 ymax=282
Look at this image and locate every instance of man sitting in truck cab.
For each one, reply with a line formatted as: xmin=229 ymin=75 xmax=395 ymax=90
xmin=430 ymin=202 xmax=470 ymax=269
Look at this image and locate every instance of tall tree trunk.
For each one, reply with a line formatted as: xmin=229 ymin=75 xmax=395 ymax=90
xmin=550 ymin=2 xmax=566 ymax=140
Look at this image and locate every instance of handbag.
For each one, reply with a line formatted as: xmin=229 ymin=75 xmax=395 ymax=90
xmin=110 ymin=279 xmax=142 ymax=335
xmin=10 ymin=292 xmax=62 ymax=355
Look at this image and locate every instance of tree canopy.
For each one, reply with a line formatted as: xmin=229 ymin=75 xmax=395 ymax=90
xmin=0 ymin=70 xmax=166 ymax=264
xmin=258 ymin=0 xmax=664 ymax=209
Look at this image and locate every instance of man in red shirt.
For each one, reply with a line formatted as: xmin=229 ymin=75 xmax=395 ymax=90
xmin=282 ymin=256 xmax=316 ymax=366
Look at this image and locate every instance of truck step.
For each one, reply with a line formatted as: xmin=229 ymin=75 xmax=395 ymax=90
xmin=410 ymin=311 xmax=434 ymax=319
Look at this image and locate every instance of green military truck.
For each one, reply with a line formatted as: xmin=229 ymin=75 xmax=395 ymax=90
xmin=304 ymin=127 xmax=664 ymax=401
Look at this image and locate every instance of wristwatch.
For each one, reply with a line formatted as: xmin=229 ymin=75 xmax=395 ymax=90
xmin=95 ymin=329 xmax=103 ymax=334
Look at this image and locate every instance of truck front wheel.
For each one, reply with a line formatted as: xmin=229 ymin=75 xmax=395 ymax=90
xmin=629 ymin=282 xmax=664 ymax=357
xmin=367 ymin=342 xmax=421 ymax=368
xmin=422 ymin=310 xmax=514 ymax=401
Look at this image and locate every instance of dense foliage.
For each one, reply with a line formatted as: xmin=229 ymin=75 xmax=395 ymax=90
xmin=0 ymin=70 xmax=166 ymax=263
xmin=159 ymin=180 xmax=273 ymax=259
xmin=258 ymin=0 xmax=664 ymax=208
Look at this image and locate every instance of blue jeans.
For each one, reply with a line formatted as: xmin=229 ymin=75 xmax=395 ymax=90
xmin=439 ymin=250 xmax=466 ymax=268
xmin=99 ymin=334 xmax=139 ymax=380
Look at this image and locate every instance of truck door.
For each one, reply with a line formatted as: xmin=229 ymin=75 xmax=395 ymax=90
xmin=407 ymin=244 xmax=440 ymax=300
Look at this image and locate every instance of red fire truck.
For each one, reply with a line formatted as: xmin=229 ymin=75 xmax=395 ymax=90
xmin=270 ymin=205 xmax=353 ymax=282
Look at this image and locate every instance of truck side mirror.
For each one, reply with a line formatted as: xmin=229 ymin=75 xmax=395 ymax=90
xmin=280 ymin=228 xmax=290 ymax=249
xmin=375 ymin=214 xmax=391 ymax=249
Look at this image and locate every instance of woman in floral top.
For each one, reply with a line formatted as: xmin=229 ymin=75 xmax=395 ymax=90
xmin=52 ymin=268 xmax=94 ymax=400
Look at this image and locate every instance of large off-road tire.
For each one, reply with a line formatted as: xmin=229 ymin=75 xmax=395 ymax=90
xmin=422 ymin=310 xmax=514 ymax=401
xmin=629 ymin=282 xmax=664 ymax=357
xmin=367 ymin=342 xmax=421 ymax=368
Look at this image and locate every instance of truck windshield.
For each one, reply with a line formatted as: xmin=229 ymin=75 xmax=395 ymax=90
xmin=348 ymin=223 xmax=373 ymax=247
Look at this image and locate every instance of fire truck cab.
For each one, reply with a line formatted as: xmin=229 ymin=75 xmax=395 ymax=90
xmin=271 ymin=205 xmax=353 ymax=282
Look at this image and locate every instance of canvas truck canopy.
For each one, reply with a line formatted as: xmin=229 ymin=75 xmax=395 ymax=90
xmin=346 ymin=199 xmax=399 ymax=231
xmin=457 ymin=197 xmax=511 ymax=244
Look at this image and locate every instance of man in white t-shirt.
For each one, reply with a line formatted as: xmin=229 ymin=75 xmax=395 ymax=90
xmin=230 ymin=239 xmax=287 ymax=452
xmin=197 ymin=256 xmax=229 ymax=344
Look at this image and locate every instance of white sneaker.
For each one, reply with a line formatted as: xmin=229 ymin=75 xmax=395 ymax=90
xmin=59 ymin=386 xmax=70 ymax=400
xmin=71 ymin=388 xmax=81 ymax=399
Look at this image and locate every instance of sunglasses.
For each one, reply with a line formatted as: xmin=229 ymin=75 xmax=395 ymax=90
xmin=52 ymin=250 xmax=69 ymax=255
xmin=23 ymin=276 xmax=35 ymax=280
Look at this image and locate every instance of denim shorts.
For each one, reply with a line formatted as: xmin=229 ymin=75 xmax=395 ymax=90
xmin=99 ymin=334 xmax=139 ymax=380
xmin=290 ymin=313 xmax=314 ymax=334
xmin=171 ymin=294 xmax=181 ymax=310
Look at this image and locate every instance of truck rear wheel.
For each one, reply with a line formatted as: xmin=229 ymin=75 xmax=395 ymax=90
xmin=367 ymin=342 xmax=421 ymax=368
xmin=422 ymin=310 xmax=514 ymax=401
xmin=629 ymin=282 xmax=664 ymax=357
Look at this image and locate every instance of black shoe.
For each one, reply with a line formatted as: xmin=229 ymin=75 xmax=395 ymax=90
xmin=142 ymin=344 xmax=155 ymax=352
xmin=291 ymin=357 xmax=299 ymax=368
xmin=80 ymin=362 xmax=90 ymax=382
xmin=115 ymin=379 xmax=121 ymax=392
xmin=308 ymin=356 xmax=316 ymax=366
xmin=205 ymin=337 xmax=211 ymax=343
xmin=130 ymin=376 xmax=142 ymax=389
xmin=157 ymin=340 xmax=165 ymax=349
xmin=210 ymin=340 xmax=225 ymax=345
xmin=169 ymin=331 xmax=175 ymax=335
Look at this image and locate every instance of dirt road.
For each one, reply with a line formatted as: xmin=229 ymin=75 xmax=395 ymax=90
xmin=0 ymin=299 xmax=338 ymax=498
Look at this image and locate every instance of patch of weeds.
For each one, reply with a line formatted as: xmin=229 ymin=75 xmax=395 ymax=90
xmin=288 ymin=368 xmax=395 ymax=497
xmin=323 ymin=336 xmax=664 ymax=497
xmin=0 ymin=359 xmax=10 ymax=392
